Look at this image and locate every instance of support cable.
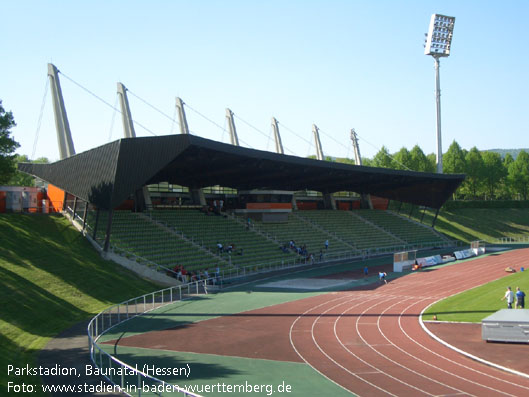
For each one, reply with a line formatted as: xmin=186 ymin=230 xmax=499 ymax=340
xmin=307 ymin=140 xmax=314 ymax=158
xmin=233 ymin=114 xmax=270 ymax=140
xmin=318 ymin=128 xmax=350 ymax=154
xmin=185 ymin=103 xmax=226 ymax=135
xmin=169 ymin=102 xmax=178 ymax=135
xmin=126 ymin=89 xmax=180 ymax=127
xmin=58 ymin=71 xmax=158 ymax=136
xmin=220 ymin=117 xmax=227 ymax=143
xmin=354 ymin=131 xmax=412 ymax=171
xmin=266 ymin=124 xmax=273 ymax=152
xmin=277 ymin=121 xmax=314 ymax=157
xmin=107 ymin=94 xmax=118 ymax=142
xmin=275 ymin=121 xmax=312 ymax=147
xmin=31 ymin=78 xmax=49 ymax=160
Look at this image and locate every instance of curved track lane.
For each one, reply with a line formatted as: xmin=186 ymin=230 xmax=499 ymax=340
xmin=290 ymin=249 xmax=529 ymax=396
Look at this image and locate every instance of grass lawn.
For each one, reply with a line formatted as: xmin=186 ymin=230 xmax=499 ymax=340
xmin=0 ymin=214 xmax=159 ymax=396
xmin=423 ymin=268 xmax=529 ymax=322
xmin=412 ymin=208 xmax=529 ymax=243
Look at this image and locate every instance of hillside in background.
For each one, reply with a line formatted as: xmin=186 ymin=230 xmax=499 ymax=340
xmin=486 ymin=148 xmax=529 ymax=160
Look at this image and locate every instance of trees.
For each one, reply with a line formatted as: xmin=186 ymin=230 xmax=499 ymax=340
xmin=443 ymin=140 xmax=466 ymax=175
xmin=393 ymin=147 xmax=413 ymax=170
xmin=442 ymin=141 xmax=467 ymax=199
xmin=508 ymin=150 xmax=529 ymax=200
xmin=464 ymin=147 xmax=485 ymax=199
xmin=410 ymin=145 xmax=435 ymax=172
xmin=481 ymin=151 xmax=506 ymax=199
xmin=372 ymin=146 xmax=395 ymax=168
xmin=8 ymin=155 xmax=50 ymax=186
xmin=0 ymin=100 xmax=20 ymax=184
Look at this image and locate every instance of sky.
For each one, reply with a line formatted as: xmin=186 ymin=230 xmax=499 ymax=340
xmin=2 ymin=0 xmax=528 ymax=163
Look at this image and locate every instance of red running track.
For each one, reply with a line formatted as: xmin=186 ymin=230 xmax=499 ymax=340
xmin=289 ymin=248 xmax=529 ymax=396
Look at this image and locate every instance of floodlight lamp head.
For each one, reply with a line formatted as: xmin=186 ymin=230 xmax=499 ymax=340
xmin=424 ymin=13 xmax=455 ymax=57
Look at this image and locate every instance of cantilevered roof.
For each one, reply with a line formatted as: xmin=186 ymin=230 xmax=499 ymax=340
xmin=19 ymin=134 xmax=465 ymax=209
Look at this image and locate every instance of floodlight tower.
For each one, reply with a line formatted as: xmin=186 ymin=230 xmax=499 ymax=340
xmin=424 ymin=13 xmax=455 ymax=174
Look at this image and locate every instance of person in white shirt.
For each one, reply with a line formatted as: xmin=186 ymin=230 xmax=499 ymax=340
xmin=501 ymin=286 xmax=515 ymax=309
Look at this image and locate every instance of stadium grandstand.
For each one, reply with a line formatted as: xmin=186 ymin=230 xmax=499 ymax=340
xmin=19 ymin=133 xmax=464 ymax=283
xmin=16 ymin=64 xmax=465 ymax=284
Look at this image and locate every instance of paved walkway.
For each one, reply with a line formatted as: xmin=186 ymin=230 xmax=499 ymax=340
xmin=38 ymin=320 xmax=123 ymax=396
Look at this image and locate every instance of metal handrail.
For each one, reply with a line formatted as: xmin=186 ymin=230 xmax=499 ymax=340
xmin=86 ymin=280 xmax=216 ymax=396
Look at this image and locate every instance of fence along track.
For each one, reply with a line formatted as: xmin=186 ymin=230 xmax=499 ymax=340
xmin=87 ymin=279 xmax=216 ymax=396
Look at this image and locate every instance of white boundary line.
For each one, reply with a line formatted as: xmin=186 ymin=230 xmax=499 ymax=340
xmin=419 ymin=301 xmax=529 ymax=380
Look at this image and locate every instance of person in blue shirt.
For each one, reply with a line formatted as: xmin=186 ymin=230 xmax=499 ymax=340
xmin=515 ymin=287 xmax=525 ymax=309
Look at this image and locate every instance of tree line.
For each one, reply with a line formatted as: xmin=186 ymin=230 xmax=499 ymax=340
xmin=338 ymin=142 xmax=529 ymax=201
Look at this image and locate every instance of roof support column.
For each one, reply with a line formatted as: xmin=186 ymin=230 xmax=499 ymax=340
xmin=312 ymin=124 xmax=324 ymax=161
xmin=72 ymin=196 xmax=78 ymax=219
xmin=117 ymin=83 xmax=136 ymax=138
xmin=117 ymin=82 xmax=152 ymax=210
xmin=271 ymin=117 xmax=296 ymax=209
xmin=48 ymin=63 xmax=75 ymax=160
xmin=432 ymin=207 xmax=440 ymax=228
xmin=323 ymin=192 xmax=336 ymax=210
xmin=226 ymin=109 xmax=240 ymax=146
xmin=82 ymin=202 xmax=88 ymax=231
xmin=313 ymin=124 xmax=335 ymax=209
xmin=271 ymin=117 xmax=284 ymax=154
xmin=175 ymin=97 xmax=190 ymax=135
xmin=103 ymin=209 xmax=114 ymax=253
xmin=176 ymin=97 xmax=205 ymax=206
xmin=350 ymin=129 xmax=373 ymax=209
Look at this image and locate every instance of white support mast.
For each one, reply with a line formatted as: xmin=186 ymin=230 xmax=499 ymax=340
xmin=312 ymin=124 xmax=324 ymax=160
xmin=271 ymin=117 xmax=284 ymax=154
xmin=175 ymin=97 xmax=190 ymax=135
xmin=175 ymin=97 xmax=205 ymax=205
xmin=312 ymin=124 xmax=335 ymax=209
xmin=117 ymin=82 xmax=136 ymax=138
xmin=48 ymin=63 xmax=75 ymax=159
xmin=116 ymin=82 xmax=152 ymax=209
xmin=225 ymin=108 xmax=240 ymax=146
xmin=350 ymin=128 xmax=373 ymax=209
xmin=350 ymin=128 xmax=362 ymax=166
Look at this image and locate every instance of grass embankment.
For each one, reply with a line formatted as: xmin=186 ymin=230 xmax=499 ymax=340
xmin=424 ymin=267 xmax=529 ymax=322
xmin=0 ymin=214 xmax=159 ymax=395
xmin=413 ymin=208 xmax=529 ymax=243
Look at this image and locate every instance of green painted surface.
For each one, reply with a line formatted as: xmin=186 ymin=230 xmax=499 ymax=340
xmin=99 ymin=345 xmax=354 ymax=396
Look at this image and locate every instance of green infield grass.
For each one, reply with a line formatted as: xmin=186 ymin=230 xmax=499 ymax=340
xmin=423 ymin=268 xmax=529 ymax=322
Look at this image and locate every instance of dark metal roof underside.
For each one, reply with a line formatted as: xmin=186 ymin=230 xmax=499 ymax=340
xmin=19 ymin=134 xmax=465 ymax=210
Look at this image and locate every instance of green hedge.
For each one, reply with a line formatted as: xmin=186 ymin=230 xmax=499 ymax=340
xmin=442 ymin=200 xmax=529 ymax=210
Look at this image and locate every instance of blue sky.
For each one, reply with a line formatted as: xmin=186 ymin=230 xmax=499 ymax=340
xmin=2 ymin=0 xmax=528 ymax=162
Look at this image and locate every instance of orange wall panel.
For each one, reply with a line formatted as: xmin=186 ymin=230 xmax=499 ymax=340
xmin=246 ymin=202 xmax=292 ymax=210
xmin=371 ymin=196 xmax=389 ymax=210
xmin=297 ymin=201 xmax=317 ymax=210
xmin=47 ymin=184 xmax=65 ymax=212
xmin=0 ymin=192 xmax=5 ymax=213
